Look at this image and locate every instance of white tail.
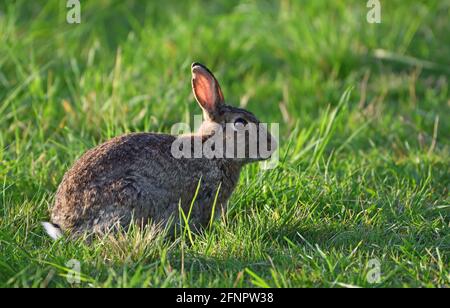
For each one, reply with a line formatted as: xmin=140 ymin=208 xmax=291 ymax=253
xmin=42 ymin=222 xmax=63 ymax=240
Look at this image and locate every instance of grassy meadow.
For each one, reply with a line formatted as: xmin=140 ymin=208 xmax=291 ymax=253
xmin=0 ymin=0 xmax=449 ymax=287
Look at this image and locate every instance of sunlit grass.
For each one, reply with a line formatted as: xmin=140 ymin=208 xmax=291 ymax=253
xmin=0 ymin=0 xmax=449 ymax=287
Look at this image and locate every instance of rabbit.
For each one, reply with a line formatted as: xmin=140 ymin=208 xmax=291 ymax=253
xmin=44 ymin=62 xmax=277 ymax=239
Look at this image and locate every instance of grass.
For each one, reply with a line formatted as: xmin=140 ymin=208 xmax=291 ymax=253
xmin=0 ymin=0 xmax=449 ymax=288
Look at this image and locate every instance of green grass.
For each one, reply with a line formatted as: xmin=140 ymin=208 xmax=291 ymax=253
xmin=0 ymin=0 xmax=449 ymax=288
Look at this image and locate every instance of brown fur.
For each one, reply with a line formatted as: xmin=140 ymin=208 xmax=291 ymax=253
xmin=50 ymin=63 xmax=276 ymax=236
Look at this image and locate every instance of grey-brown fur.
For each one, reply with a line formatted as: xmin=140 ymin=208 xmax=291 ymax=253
xmin=49 ymin=63 xmax=276 ymax=237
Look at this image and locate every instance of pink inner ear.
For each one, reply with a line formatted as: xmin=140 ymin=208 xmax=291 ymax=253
xmin=194 ymin=74 xmax=216 ymax=109
xmin=193 ymin=70 xmax=217 ymax=111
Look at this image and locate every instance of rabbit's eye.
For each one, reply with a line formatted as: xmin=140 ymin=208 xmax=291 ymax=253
xmin=233 ymin=118 xmax=248 ymax=130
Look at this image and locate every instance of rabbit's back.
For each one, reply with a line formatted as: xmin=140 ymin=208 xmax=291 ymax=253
xmin=51 ymin=133 xmax=241 ymax=234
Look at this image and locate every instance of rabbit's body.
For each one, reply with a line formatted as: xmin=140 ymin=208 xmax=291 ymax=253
xmin=47 ymin=63 xmax=276 ymax=238
xmin=51 ymin=132 xmax=241 ymax=235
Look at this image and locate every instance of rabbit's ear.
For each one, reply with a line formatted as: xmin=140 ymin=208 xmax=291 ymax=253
xmin=191 ymin=63 xmax=224 ymax=118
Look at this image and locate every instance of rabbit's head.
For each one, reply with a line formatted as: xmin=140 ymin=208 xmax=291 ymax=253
xmin=191 ymin=62 xmax=277 ymax=163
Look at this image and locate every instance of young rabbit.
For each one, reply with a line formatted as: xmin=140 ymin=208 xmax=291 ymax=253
xmin=45 ymin=63 xmax=277 ymax=238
